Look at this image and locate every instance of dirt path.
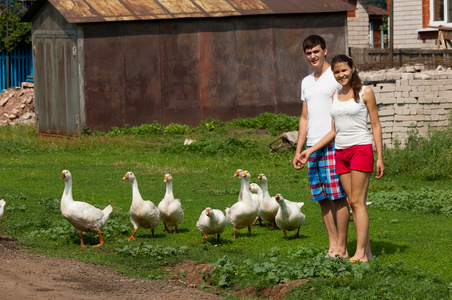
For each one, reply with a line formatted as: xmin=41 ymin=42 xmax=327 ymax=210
xmin=0 ymin=235 xmax=226 ymax=300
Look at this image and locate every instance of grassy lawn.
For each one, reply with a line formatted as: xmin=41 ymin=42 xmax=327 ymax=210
xmin=0 ymin=119 xmax=450 ymax=299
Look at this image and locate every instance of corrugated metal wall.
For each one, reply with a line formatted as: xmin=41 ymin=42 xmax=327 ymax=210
xmin=82 ymin=13 xmax=347 ymax=132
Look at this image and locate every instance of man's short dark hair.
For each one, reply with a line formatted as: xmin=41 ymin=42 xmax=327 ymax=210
xmin=303 ymin=35 xmax=326 ymax=52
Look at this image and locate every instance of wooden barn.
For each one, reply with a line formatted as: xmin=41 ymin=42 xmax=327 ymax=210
xmin=22 ymin=0 xmax=354 ymax=136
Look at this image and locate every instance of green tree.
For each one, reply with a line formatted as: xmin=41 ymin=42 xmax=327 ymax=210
xmin=0 ymin=0 xmax=31 ymax=52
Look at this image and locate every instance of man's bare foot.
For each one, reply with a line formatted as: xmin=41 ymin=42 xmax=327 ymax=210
xmin=330 ymin=251 xmax=349 ymax=259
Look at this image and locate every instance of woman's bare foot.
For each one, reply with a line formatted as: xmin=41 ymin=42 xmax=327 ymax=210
xmin=349 ymin=255 xmax=369 ymax=262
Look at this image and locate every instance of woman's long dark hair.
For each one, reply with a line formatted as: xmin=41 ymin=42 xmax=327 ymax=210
xmin=331 ymin=55 xmax=363 ymax=103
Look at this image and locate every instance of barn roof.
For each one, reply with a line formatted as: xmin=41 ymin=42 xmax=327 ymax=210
xmin=22 ymin=0 xmax=355 ymax=23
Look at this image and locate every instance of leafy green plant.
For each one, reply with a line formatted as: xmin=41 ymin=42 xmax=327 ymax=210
xmin=116 ymin=243 xmax=189 ymax=261
xmin=225 ymin=112 xmax=299 ymax=135
xmin=198 ymin=119 xmax=224 ymax=132
xmin=384 ymin=117 xmax=452 ymax=180
xmin=368 ymin=188 xmax=452 ymax=216
xmin=160 ymin=137 xmax=262 ymax=156
xmin=164 ymin=123 xmax=193 ymax=135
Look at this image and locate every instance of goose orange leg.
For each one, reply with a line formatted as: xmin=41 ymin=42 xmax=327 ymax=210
xmin=92 ymin=229 xmax=105 ymax=247
xmin=151 ymin=228 xmax=155 ymax=239
xmin=128 ymin=229 xmax=137 ymax=240
xmin=163 ymin=222 xmax=170 ymax=233
xmin=233 ymin=228 xmax=237 ymax=239
xmin=283 ymin=230 xmax=288 ymax=240
xmin=248 ymin=225 xmax=252 ymax=237
xmin=293 ymin=227 xmax=300 ymax=239
xmin=79 ymin=233 xmax=86 ymax=248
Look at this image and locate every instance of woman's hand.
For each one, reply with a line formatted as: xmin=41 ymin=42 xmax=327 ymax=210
xmin=375 ymin=159 xmax=385 ymax=178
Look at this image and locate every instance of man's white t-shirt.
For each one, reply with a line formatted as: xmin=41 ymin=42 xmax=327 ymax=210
xmin=301 ymin=66 xmax=341 ymax=147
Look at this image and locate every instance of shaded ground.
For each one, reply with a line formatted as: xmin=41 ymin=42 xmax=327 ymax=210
xmin=0 ymin=235 xmax=309 ymax=299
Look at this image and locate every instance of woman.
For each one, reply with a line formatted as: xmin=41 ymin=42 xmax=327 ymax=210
xmin=298 ymin=54 xmax=385 ymax=262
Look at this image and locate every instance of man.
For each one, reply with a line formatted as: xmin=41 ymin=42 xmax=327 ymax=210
xmin=292 ymin=35 xmax=349 ymax=258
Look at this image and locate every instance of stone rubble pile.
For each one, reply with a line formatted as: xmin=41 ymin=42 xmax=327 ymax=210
xmin=0 ymin=82 xmax=35 ymax=126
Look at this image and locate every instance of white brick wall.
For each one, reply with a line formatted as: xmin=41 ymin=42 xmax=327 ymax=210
xmin=361 ymin=68 xmax=452 ymax=148
xmin=393 ymin=0 xmax=436 ymax=49
xmin=348 ymin=0 xmax=370 ymax=48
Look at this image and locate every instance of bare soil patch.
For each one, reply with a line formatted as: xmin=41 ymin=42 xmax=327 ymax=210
xmin=1 ymin=235 xmax=310 ymax=299
xmin=0 ymin=235 xmax=225 ymax=300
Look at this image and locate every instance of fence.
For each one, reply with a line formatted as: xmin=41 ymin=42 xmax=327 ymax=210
xmin=0 ymin=45 xmax=33 ymax=90
xmin=350 ymin=47 xmax=452 ymax=71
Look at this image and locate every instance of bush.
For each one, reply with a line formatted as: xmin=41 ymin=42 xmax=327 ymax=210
xmin=226 ymin=112 xmax=299 ymax=135
xmin=163 ymin=123 xmax=193 ymax=135
xmin=384 ymin=120 xmax=452 ymax=180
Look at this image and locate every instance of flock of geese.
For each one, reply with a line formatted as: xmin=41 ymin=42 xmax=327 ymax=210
xmin=1 ymin=169 xmax=306 ymax=248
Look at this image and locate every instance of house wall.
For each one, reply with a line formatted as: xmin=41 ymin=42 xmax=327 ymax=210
xmin=348 ymin=0 xmax=370 ymax=48
xmin=81 ymin=13 xmax=348 ymax=132
xmin=362 ymin=69 xmax=452 ymax=148
xmin=393 ymin=0 xmax=436 ymax=48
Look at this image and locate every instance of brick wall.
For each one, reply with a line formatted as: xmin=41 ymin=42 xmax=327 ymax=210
xmin=361 ymin=68 xmax=452 ymax=148
xmin=348 ymin=0 xmax=370 ymax=48
xmin=393 ymin=0 xmax=436 ymax=48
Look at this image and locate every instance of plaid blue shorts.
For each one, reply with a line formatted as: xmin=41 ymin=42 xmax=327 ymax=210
xmin=307 ymin=143 xmax=346 ymax=201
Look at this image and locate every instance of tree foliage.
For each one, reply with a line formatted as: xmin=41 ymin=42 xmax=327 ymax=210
xmin=0 ymin=0 xmax=31 ymax=52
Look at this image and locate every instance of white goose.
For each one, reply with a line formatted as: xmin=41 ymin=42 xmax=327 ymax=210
xmin=196 ymin=207 xmax=227 ymax=244
xmin=274 ymin=194 xmax=305 ymax=240
xmin=249 ymin=183 xmax=263 ymax=226
xmin=226 ymin=170 xmax=259 ymax=238
xmin=258 ymin=174 xmax=280 ymax=229
xmin=158 ymin=174 xmax=184 ymax=233
xmin=234 ymin=169 xmax=244 ymax=202
xmin=123 ymin=172 xmax=160 ymax=240
xmin=60 ymin=170 xmax=113 ymax=248
xmin=0 ymin=199 xmax=5 ymax=220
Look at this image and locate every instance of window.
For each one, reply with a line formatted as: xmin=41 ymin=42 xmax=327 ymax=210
xmin=431 ymin=0 xmax=452 ymax=24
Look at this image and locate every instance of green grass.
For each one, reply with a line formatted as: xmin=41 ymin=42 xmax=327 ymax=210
xmin=0 ymin=116 xmax=451 ymax=299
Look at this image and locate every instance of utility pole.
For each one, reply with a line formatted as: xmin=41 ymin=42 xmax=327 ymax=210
xmin=389 ymin=0 xmax=394 ymax=68
xmin=6 ymin=0 xmax=10 ymax=88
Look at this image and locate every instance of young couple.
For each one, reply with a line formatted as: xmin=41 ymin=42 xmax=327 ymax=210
xmin=293 ymin=35 xmax=385 ymax=262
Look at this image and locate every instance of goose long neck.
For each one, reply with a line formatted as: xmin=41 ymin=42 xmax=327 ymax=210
xmin=165 ymin=181 xmax=173 ymax=197
xmin=261 ymin=181 xmax=270 ymax=198
xmin=242 ymin=177 xmax=253 ymax=203
xmin=239 ymin=177 xmax=245 ymax=198
xmin=257 ymin=187 xmax=263 ymax=198
xmin=279 ymin=200 xmax=288 ymax=215
xmin=62 ymin=179 xmax=73 ymax=202
xmin=131 ymin=180 xmax=143 ymax=202
xmin=208 ymin=213 xmax=216 ymax=222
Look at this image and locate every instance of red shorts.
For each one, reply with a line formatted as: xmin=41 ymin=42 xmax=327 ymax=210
xmin=335 ymin=144 xmax=374 ymax=174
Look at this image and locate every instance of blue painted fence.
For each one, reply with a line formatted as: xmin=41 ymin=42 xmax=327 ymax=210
xmin=0 ymin=45 xmax=33 ymax=90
